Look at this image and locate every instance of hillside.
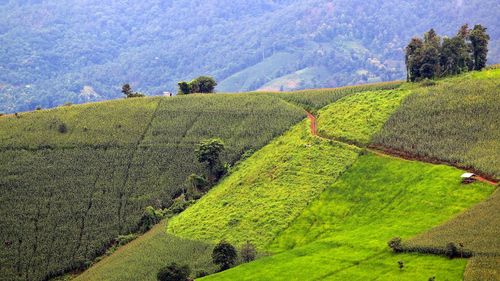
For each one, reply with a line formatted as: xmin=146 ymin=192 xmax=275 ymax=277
xmin=1 ymin=68 xmax=498 ymax=281
xmin=74 ymin=68 xmax=498 ymax=281
xmin=0 ymin=94 xmax=306 ymax=281
xmin=1 ymin=0 xmax=500 ymax=113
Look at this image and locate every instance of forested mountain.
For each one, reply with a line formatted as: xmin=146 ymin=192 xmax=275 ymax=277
xmin=0 ymin=0 xmax=498 ymax=113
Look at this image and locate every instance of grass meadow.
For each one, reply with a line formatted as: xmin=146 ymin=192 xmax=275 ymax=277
xmin=167 ymin=120 xmax=360 ymax=248
xmin=316 ymin=90 xmax=410 ymax=146
xmin=201 ymin=153 xmax=494 ymax=280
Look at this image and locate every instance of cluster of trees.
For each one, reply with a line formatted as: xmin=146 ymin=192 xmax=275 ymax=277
xmin=157 ymin=240 xmax=256 ymax=281
xmin=178 ymin=76 xmax=218 ymax=95
xmin=405 ymin=24 xmax=490 ymax=81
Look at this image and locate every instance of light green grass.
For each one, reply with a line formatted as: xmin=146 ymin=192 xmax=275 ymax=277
xmin=74 ymin=220 xmax=216 ymax=281
xmin=168 ymin=120 xmax=360 ymax=248
xmin=202 ymin=153 xmax=494 ymax=280
xmin=316 ymin=90 xmax=411 ymax=146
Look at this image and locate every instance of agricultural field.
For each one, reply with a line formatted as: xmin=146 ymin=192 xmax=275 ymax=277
xmin=202 ymin=153 xmax=494 ymax=280
xmin=260 ymin=81 xmax=402 ymax=113
xmin=0 ymin=94 xmax=306 ymax=281
xmin=74 ymin=220 xmax=216 ymax=281
xmin=316 ymin=90 xmax=410 ymax=146
xmin=372 ymin=69 xmax=500 ymax=179
xmin=405 ymin=188 xmax=500 ymax=280
xmin=167 ymin=120 xmax=360 ymax=248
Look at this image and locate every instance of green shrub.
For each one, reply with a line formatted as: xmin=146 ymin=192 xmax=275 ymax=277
xmin=240 ymin=241 xmax=257 ymax=263
xmin=212 ymin=241 xmax=238 ymax=271
xmin=58 ymin=123 xmax=68 ymax=133
xmin=388 ymin=237 xmax=403 ymax=253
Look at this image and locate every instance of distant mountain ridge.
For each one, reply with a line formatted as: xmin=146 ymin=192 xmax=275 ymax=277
xmin=0 ymin=0 xmax=498 ymax=112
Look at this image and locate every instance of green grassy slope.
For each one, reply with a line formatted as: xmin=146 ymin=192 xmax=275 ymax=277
xmin=373 ymin=69 xmax=500 ymax=179
xmin=406 ymin=188 xmax=499 ymax=281
xmin=167 ymin=120 xmax=360 ymax=248
xmin=0 ymin=94 xmax=306 ymax=281
xmin=317 ymin=90 xmax=410 ymax=146
xmin=74 ymin=220 xmax=215 ymax=281
xmin=202 ymin=153 xmax=494 ymax=281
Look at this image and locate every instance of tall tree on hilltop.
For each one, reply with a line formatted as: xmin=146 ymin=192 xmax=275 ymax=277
xmin=405 ymin=38 xmax=424 ymax=82
xmin=469 ymin=25 xmax=490 ymax=70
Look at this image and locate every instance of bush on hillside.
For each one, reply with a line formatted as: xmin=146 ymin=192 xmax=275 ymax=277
xmin=137 ymin=206 xmax=164 ymax=233
xmin=157 ymin=262 xmax=191 ymax=281
xmin=388 ymin=237 xmax=403 ymax=253
xmin=240 ymin=241 xmax=257 ymax=263
xmin=445 ymin=242 xmax=458 ymax=259
xmin=58 ymin=123 xmax=68 ymax=133
xmin=212 ymin=240 xmax=238 ymax=271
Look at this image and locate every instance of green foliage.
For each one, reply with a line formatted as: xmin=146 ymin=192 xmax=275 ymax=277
xmin=74 ymin=221 xmax=217 ymax=281
xmin=316 ymin=90 xmax=410 ymax=146
xmin=0 ymin=94 xmax=305 ymax=280
xmin=137 ymin=206 xmax=165 ymax=233
xmin=372 ymin=70 xmax=500 ymax=179
xmin=469 ymin=25 xmax=491 ymax=70
xmin=3 ymin=1 xmax=499 ymax=113
xmin=178 ymin=76 xmax=217 ymax=94
xmin=405 ymin=25 xmax=490 ymax=81
xmin=388 ymin=237 xmax=403 ymax=253
xmin=167 ymin=121 xmax=360 ymax=248
xmin=196 ymin=138 xmax=225 ymax=180
xmin=157 ymin=262 xmax=191 ymax=281
xmin=122 ymin=83 xmax=146 ymax=98
xmin=203 ymin=153 xmax=493 ymax=280
xmin=212 ymin=241 xmax=238 ymax=271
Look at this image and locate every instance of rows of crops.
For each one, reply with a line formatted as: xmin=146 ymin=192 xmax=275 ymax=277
xmin=373 ymin=70 xmax=500 ymax=179
xmin=0 ymin=94 xmax=306 ymax=281
xmin=202 ymin=153 xmax=493 ymax=280
xmin=168 ymin=120 xmax=360 ymax=248
xmin=255 ymin=81 xmax=402 ymax=113
xmin=316 ymin=90 xmax=410 ymax=146
xmin=75 ymin=220 xmax=216 ymax=281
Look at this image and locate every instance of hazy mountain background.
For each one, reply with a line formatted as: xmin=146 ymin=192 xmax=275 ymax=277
xmin=0 ymin=0 xmax=498 ymax=113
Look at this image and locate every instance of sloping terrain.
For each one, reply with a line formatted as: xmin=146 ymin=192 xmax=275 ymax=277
xmin=203 ymin=153 xmax=493 ymax=280
xmin=167 ymin=121 xmax=360 ymax=248
xmin=316 ymin=89 xmax=410 ymax=145
xmin=372 ymin=70 xmax=500 ymax=179
xmin=0 ymin=94 xmax=306 ymax=281
xmin=74 ymin=220 xmax=215 ymax=281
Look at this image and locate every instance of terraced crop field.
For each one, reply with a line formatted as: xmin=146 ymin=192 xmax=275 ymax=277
xmin=0 ymin=94 xmax=306 ymax=281
xmin=373 ymin=71 xmax=500 ymax=180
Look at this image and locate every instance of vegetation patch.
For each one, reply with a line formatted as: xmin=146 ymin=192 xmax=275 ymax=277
xmin=73 ymin=221 xmax=216 ymax=281
xmin=0 ymin=94 xmax=305 ymax=281
xmin=258 ymin=81 xmax=402 ymax=113
xmin=167 ymin=121 xmax=360 ymax=248
xmin=372 ymin=70 xmax=500 ymax=179
xmin=202 ymin=153 xmax=493 ymax=280
xmin=316 ymin=90 xmax=410 ymax=146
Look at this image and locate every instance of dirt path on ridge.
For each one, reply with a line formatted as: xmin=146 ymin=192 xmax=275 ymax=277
xmin=306 ymin=112 xmax=318 ymax=136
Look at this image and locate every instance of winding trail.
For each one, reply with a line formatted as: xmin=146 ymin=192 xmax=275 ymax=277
xmin=305 ymin=111 xmax=498 ymax=186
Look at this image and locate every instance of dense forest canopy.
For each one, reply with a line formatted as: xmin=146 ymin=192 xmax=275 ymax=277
xmin=0 ymin=0 xmax=499 ymax=113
